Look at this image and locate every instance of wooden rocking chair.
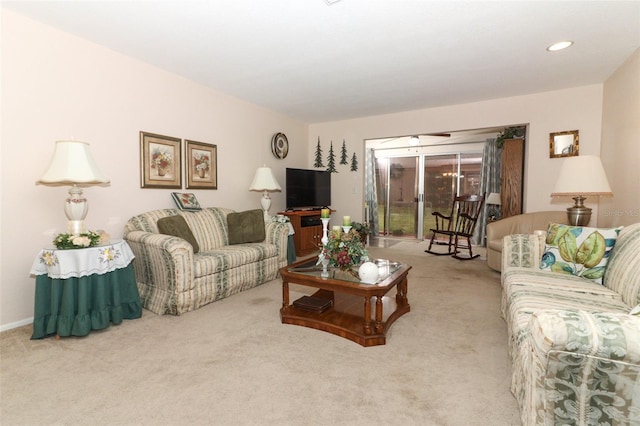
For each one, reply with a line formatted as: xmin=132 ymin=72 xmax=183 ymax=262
xmin=425 ymin=193 xmax=485 ymax=260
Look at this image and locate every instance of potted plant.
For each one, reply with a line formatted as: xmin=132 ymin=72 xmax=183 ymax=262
xmin=495 ymin=126 xmax=526 ymax=148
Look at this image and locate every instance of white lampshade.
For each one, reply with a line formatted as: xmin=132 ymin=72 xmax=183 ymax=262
xmin=551 ymin=155 xmax=612 ymax=226
xmin=249 ymin=166 xmax=281 ymax=192
xmin=551 ymin=155 xmax=612 ymax=196
xmin=37 ymin=140 xmax=110 ymax=235
xmin=249 ymin=166 xmax=281 ymax=221
xmin=486 ymin=192 xmax=501 ymax=205
xmin=38 ymin=140 xmax=110 ymax=185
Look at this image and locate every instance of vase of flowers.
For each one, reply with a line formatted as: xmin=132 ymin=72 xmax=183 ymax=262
xmin=194 ymin=152 xmax=210 ymax=178
xmin=321 ymin=228 xmax=368 ymax=271
xmin=152 ymin=148 xmax=172 ymax=177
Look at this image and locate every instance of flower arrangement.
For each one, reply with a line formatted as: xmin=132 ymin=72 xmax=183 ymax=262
xmin=152 ymin=148 xmax=172 ymax=170
xmin=193 ymin=152 xmax=210 ymax=171
xmin=321 ymin=228 xmax=368 ymax=270
xmin=351 ymin=221 xmax=371 ymax=244
xmin=53 ymin=230 xmax=109 ymax=249
xmin=272 ymin=214 xmax=291 ymax=224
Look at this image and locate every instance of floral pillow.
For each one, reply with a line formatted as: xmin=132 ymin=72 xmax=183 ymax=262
xmin=539 ymin=223 xmax=622 ymax=284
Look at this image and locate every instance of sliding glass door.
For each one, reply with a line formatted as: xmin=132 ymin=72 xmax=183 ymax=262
xmin=376 ymin=152 xmax=482 ymax=239
xmin=423 ymin=154 xmax=458 ymax=236
xmin=375 ymin=157 xmax=418 ymax=237
xmin=422 ymin=153 xmax=482 ymax=238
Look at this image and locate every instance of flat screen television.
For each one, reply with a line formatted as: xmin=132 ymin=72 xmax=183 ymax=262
xmin=286 ymin=168 xmax=331 ymax=210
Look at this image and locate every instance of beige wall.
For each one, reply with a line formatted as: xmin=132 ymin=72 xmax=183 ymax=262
xmin=0 ymin=10 xmax=308 ymax=328
xmin=599 ymin=48 xmax=640 ymax=227
xmin=2 ymin=9 xmax=637 ymax=330
xmin=309 ymin=85 xmax=606 ymax=223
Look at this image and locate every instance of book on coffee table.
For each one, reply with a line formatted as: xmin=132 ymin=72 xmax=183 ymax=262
xmin=293 ymin=295 xmax=333 ymax=313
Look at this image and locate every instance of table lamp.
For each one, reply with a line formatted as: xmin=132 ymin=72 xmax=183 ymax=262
xmin=486 ymin=192 xmax=501 ymax=221
xmin=550 ymin=155 xmax=612 ymax=226
xmin=37 ymin=140 xmax=110 ymax=235
xmin=249 ymin=165 xmax=281 ymax=221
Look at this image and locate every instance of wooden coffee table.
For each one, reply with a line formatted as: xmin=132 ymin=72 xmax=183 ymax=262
xmin=280 ymin=258 xmax=411 ymax=347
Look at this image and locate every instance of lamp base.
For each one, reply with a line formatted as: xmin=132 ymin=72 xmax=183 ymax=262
xmin=566 ymin=196 xmax=591 ymax=226
xmin=65 ymin=185 xmax=89 ymax=235
xmin=260 ymin=191 xmax=271 ymax=222
xmin=67 ymin=220 xmax=86 ymax=235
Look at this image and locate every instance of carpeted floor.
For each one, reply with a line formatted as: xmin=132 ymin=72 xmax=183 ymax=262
xmin=0 ymin=241 xmax=520 ymax=425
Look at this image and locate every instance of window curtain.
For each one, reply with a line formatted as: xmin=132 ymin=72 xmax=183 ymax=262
xmin=476 ymin=138 xmax=501 ymax=245
xmin=365 ymin=148 xmax=379 ymax=235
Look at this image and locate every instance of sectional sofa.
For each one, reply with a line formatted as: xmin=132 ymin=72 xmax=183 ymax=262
xmin=501 ymin=222 xmax=640 ymax=425
xmin=124 ymin=207 xmax=289 ymax=315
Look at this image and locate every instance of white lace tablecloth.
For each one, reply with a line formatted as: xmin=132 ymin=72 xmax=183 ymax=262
xmin=30 ymin=240 xmax=135 ymax=279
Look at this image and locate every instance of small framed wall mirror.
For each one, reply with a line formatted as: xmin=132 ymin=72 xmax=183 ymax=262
xmin=550 ymin=130 xmax=579 ymax=158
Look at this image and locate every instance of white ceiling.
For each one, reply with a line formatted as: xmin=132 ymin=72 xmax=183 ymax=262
xmin=4 ymin=0 xmax=640 ymax=123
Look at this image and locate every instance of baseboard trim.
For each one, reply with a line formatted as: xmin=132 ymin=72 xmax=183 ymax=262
xmin=1 ymin=317 xmax=33 ymax=332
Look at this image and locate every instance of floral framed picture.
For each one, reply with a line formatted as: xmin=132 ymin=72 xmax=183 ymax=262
xmin=171 ymin=192 xmax=202 ymax=211
xmin=140 ymin=131 xmax=182 ymax=188
xmin=185 ymin=140 xmax=217 ymax=189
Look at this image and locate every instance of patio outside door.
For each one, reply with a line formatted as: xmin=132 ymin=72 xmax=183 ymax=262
xmin=375 ymin=153 xmax=481 ymax=239
xmin=422 ymin=153 xmax=481 ymax=238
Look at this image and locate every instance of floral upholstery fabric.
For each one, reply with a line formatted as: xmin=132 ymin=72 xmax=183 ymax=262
xmin=525 ymin=311 xmax=640 ymax=425
xmin=124 ymin=207 xmax=289 ymax=315
xmin=501 ymin=223 xmax=640 ymax=425
xmin=502 ymin=233 xmax=545 ymax=273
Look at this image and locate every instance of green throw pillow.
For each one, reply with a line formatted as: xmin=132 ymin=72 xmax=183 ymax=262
xmin=227 ymin=209 xmax=265 ymax=245
xmin=157 ymin=215 xmax=200 ymax=254
xmin=539 ymin=223 xmax=622 ymax=284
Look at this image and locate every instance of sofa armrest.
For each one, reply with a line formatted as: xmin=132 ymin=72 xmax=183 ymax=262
xmin=487 ymin=218 xmax=513 ymax=245
xmin=265 ymin=221 xmax=289 ymax=264
xmin=501 ymin=234 xmax=543 ymax=272
xmin=522 ymin=310 xmax=640 ymax=425
xmin=530 ymin=310 xmax=640 ymax=363
xmin=124 ymin=230 xmax=195 ymax=314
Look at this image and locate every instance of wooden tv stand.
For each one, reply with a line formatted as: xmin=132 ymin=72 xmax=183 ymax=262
xmin=279 ymin=210 xmax=330 ymax=257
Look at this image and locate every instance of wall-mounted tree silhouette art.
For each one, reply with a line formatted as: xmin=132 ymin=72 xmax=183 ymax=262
xmin=340 ymin=139 xmax=348 ymax=165
xmin=313 ymin=137 xmax=324 ymax=168
xmin=350 ymin=152 xmax=358 ymax=172
xmin=326 ymin=141 xmax=337 ymax=173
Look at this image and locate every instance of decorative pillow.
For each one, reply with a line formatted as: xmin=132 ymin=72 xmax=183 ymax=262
xmin=227 ymin=209 xmax=265 ymax=245
xmin=157 ymin=215 xmax=200 ymax=253
xmin=540 ymin=223 xmax=622 ymax=284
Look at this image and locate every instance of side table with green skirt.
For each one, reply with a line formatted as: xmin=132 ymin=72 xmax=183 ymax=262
xmin=30 ymin=240 xmax=142 ymax=339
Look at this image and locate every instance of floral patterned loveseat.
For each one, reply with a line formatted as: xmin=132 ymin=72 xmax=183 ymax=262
xmin=501 ymin=223 xmax=640 ymax=425
xmin=124 ymin=207 xmax=289 ymax=315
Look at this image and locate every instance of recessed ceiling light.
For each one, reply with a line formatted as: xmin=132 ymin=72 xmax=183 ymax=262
xmin=408 ymin=136 xmax=420 ymax=146
xmin=547 ymin=41 xmax=573 ymax=52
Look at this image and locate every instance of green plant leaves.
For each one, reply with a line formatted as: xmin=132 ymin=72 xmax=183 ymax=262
xmin=581 ymin=266 xmax=606 ymax=280
xmin=558 ymin=231 xmax=578 ymax=262
xmin=550 ymin=261 xmax=574 ymax=274
xmin=546 ymin=223 xmax=567 ymax=245
xmin=551 ymin=226 xmax=606 ymax=270
xmin=576 ymin=231 xmax=606 ymax=268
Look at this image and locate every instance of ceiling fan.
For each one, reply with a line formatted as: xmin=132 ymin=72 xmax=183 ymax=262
xmin=377 ymin=133 xmax=451 ymax=146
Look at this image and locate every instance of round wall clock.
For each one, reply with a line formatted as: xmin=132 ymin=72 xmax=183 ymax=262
xmin=271 ymin=132 xmax=289 ymax=159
